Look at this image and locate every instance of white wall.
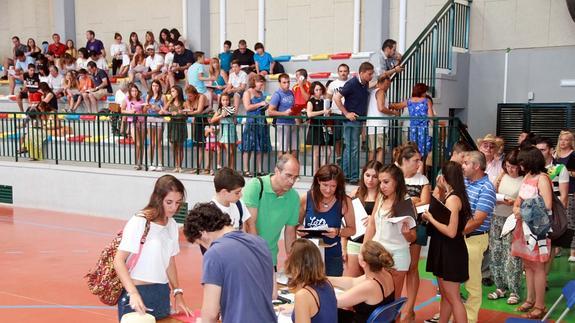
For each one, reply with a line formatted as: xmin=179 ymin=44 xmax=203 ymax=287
xmin=0 ymin=161 xmax=312 ymax=220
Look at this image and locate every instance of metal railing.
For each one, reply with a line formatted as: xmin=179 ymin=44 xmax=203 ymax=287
xmin=389 ymin=0 xmax=472 ymax=102
xmin=0 ymin=112 xmax=474 ymax=181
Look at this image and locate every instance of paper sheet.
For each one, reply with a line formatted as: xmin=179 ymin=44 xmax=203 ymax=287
xmin=385 ymin=215 xmax=416 ymax=228
xmin=416 ymin=204 xmax=429 ymax=214
xmin=500 ymin=214 xmax=517 ymax=237
xmin=351 ymin=198 xmax=368 ymax=240
xmin=496 ymin=193 xmax=507 ymax=202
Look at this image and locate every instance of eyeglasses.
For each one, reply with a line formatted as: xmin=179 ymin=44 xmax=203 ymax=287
xmin=281 ymin=171 xmax=300 ymax=183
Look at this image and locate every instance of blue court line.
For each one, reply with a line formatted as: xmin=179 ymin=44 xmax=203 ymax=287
xmin=0 ymin=305 xmax=114 ymax=310
xmin=0 ymin=218 xmax=115 ymax=237
xmin=414 ymin=295 xmax=441 ymax=311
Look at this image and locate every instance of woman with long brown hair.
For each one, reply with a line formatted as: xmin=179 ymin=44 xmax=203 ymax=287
xmin=285 ymin=238 xmax=338 ymax=323
xmin=298 ymin=164 xmax=356 ymax=276
xmin=114 ymin=175 xmax=191 ymax=320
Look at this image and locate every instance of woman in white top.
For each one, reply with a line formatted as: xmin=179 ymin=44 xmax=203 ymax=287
xmin=396 ymin=143 xmax=431 ymax=321
xmin=114 ymin=175 xmax=192 ymax=320
xmin=366 ymin=75 xmax=398 ymax=163
xmin=110 ymin=32 xmax=130 ymax=77
xmin=76 ymin=48 xmax=90 ymax=70
xmin=365 ymin=164 xmax=416 ymax=298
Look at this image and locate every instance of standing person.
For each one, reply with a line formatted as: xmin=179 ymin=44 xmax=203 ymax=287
xmin=212 ymin=167 xmax=254 ymax=232
xmin=113 ymin=175 xmax=192 ymax=320
xmin=284 ymin=239 xmax=338 ymax=323
xmin=461 ymin=151 xmax=497 ymax=323
xmin=240 ymin=74 xmax=270 ymax=176
xmin=306 ymin=81 xmax=330 ymax=172
xmin=243 ymin=154 xmax=300 ymax=271
xmin=211 ymin=93 xmax=238 ymax=169
xmin=186 ymin=51 xmax=211 ymax=109
xmin=487 ymin=150 xmax=524 ymax=305
xmin=184 ymin=85 xmax=210 ymax=174
xmin=231 ymin=39 xmax=255 ymax=73
xmin=292 ymin=69 xmax=311 ymax=117
xmin=423 ymin=161 xmax=471 ymax=323
xmin=298 ymin=164 xmax=356 ymax=276
xmin=47 ymin=33 xmax=67 ymax=59
xmin=253 ymin=42 xmax=274 ymax=75
xmin=121 ymin=83 xmax=146 ymax=170
xmin=554 ymin=130 xmax=575 ymax=262
xmin=333 ymin=62 xmax=375 ymax=184
xmin=477 ymin=134 xmax=505 ymax=184
xmin=164 ymin=85 xmax=187 ymax=173
xmin=365 ymin=164 xmax=417 ymax=298
xmin=375 ymin=39 xmax=404 ymax=77
xmin=268 ymin=73 xmax=297 ymax=157
xmin=329 ymin=240 xmax=396 ymax=323
xmin=512 ymin=146 xmax=553 ymax=319
xmin=83 ymin=61 xmax=112 ymax=113
xmin=367 ymin=75 xmax=397 ymax=163
xmin=184 ymin=202 xmax=276 ymax=323
xmin=326 ymin=63 xmax=350 ymax=164
xmin=396 ymin=144 xmax=431 ymax=322
xmin=146 ymin=80 xmax=166 ymax=171
xmin=218 ymin=40 xmax=233 ymax=77
xmin=345 ymin=161 xmax=383 ymax=277
xmin=85 ymin=30 xmax=106 ymax=57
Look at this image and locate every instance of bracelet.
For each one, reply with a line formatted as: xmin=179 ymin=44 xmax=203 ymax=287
xmin=173 ymin=288 xmax=184 ymax=296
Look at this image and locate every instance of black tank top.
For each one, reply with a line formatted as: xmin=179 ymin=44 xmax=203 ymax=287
xmin=352 ymin=278 xmax=395 ymax=323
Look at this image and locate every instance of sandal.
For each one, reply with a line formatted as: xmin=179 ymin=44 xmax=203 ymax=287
xmin=522 ymin=306 xmax=547 ymax=319
xmin=488 ymin=288 xmax=506 ymax=300
xmin=507 ymin=293 xmax=520 ymax=305
xmin=243 ymin=171 xmax=252 ymax=177
xmin=516 ymin=301 xmax=534 ymax=312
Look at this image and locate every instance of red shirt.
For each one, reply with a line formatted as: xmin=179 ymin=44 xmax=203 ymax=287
xmin=48 ymin=43 xmax=67 ymax=57
xmin=292 ymin=81 xmax=310 ymax=109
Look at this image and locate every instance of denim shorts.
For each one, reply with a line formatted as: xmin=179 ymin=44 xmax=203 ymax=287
xmin=521 ymin=196 xmax=551 ymax=240
xmin=117 ymin=283 xmax=171 ymax=321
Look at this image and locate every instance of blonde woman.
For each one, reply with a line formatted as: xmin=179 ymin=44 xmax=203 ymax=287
xmin=554 ymin=130 xmax=575 ymax=262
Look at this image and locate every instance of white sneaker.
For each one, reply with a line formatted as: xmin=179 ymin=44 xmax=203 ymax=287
xmin=155 ymin=165 xmax=164 ymax=172
xmin=148 ymin=165 xmax=156 ymax=171
xmin=568 ymin=256 xmax=575 ymax=262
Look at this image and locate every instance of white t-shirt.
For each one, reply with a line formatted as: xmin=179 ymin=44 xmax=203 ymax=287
xmin=118 ymin=215 xmax=180 ymax=284
xmin=211 ymin=198 xmax=251 ymax=230
xmin=88 ymin=57 xmax=108 ymax=71
xmin=76 ymin=57 xmax=89 ymax=70
xmin=229 ymin=70 xmax=247 ymax=89
xmin=366 ymin=87 xmax=392 ymax=134
xmin=546 ymin=162 xmax=569 ymax=192
xmin=115 ymin=89 xmax=127 ymax=105
xmin=47 ymin=73 xmax=64 ymax=90
xmin=145 ymin=54 xmax=164 ymax=71
xmin=327 ymin=78 xmax=348 ymax=114
xmin=164 ymin=52 xmax=174 ymax=68
xmin=110 ymin=43 xmax=129 ymax=58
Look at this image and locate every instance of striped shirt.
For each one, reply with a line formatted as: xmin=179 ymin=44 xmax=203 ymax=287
xmin=465 ymin=174 xmax=496 ymax=233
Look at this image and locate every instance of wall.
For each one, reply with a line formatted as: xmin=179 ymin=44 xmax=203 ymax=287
xmin=73 ymin=0 xmax=182 ymax=54
xmin=0 ymin=161 xmax=312 ymax=220
xmin=466 ymin=46 xmax=575 ymax=139
xmin=0 ymin=0 xmax=54 ymax=59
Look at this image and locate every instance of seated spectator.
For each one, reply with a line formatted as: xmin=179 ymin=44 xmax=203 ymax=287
xmin=76 ymin=68 xmax=94 ymax=112
xmin=63 ymin=70 xmax=79 ymax=112
xmin=2 ymin=36 xmax=29 ymax=79
xmin=88 ymin=51 xmax=108 ymax=71
xmin=253 ymin=42 xmax=274 ymax=75
xmin=8 ymin=50 xmax=35 ymax=96
xmin=38 ymin=81 xmax=59 ymax=112
xmin=268 ymin=73 xmax=297 ymax=156
xmin=82 ymin=61 xmax=112 ymax=113
xmin=48 ymin=33 xmax=67 ymax=59
xmin=329 ymin=241 xmax=396 ymax=323
xmin=65 ymin=39 xmax=77 ymax=58
xmin=137 ymin=45 xmax=164 ymax=91
xmin=154 ymin=42 xmax=175 ymax=90
xmin=41 ymin=41 xmax=49 ymax=55
xmin=169 ymin=28 xmax=186 ymax=48
xmin=15 ymin=63 xmax=40 ymax=112
xmin=127 ymin=44 xmax=147 ymax=84
xmin=292 ymin=68 xmax=310 ymax=116
xmin=231 ymin=39 xmax=255 ymax=74
xmin=158 ymin=28 xmax=172 ymax=55
xmin=46 ymin=65 xmax=65 ymax=98
xmin=186 ymin=51 xmax=211 ymax=107
xmin=58 ymin=53 xmax=76 ymax=75
xmin=183 ymin=202 xmax=276 ymax=323
xmin=284 ymin=239 xmax=338 ymax=322
xmin=223 ymin=60 xmax=248 ymax=110
xmin=26 ymin=38 xmax=42 ymax=59
xmin=37 ymin=58 xmax=50 ymax=83
xmin=110 ymin=32 xmax=129 ymax=76
xmin=76 ymin=48 xmax=90 ymax=70
xmin=128 ymin=32 xmax=142 ymax=58
xmin=375 ymin=39 xmax=403 ymax=77
xmin=218 ymin=40 xmax=233 ymax=77
xmin=207 ymin=57 xmax=227 ymax=104
xmin=166 ymin=41 xmax=194 ymax=89
xmin=144 ymin=31 xmax=159 ymax=53
xmin=85 ymin=30 xmax=106 ymax=57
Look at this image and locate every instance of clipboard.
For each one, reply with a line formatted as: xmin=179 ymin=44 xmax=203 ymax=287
xmin=297 ymin=228 xmax=328 ymax=238
xmin=429 ymin=196 xmax=451 ymax=225
xmin=351 ymin=198 xmax=368 ymax=241
xmin=393 ymin=198 xmax=417 ymax=220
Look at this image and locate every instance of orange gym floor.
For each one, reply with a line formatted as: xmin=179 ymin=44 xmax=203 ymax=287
xmin=0 ymin=205 xmax=534 ymax=322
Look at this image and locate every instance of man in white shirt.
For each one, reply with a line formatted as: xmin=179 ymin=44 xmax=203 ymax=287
xmin=224 ymin=60 xmax=248 ymax=110
xmin=47 ymin=65 xmax=64 ymax=97
xmin=366 ymin=75 xmax=398 ymax=162
xmin=326 ymin=63 xmax=350 ymax=163
xmin=138 ymin=45 xmax=164 ymax=91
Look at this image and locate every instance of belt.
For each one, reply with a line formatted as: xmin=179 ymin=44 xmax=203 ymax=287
xmin=465 ymin=231 xmax=488 ymax=238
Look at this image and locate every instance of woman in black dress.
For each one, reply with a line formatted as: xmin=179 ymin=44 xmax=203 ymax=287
xmin=422 ymin=161 xmax=471 ymax=323
xmin=305 ymin=81 xmax=331 ymax=173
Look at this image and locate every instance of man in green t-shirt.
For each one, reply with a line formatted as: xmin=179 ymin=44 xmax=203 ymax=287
xmin=243 ymin=155 xmax=300 ymax=267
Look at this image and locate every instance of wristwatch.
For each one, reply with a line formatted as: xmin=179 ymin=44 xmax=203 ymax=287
xmin=173 ymin=288 xmax=184 ymax=296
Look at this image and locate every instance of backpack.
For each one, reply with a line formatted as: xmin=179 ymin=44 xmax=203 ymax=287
xmin=85 ymin=217 xmax=150 ymax=306
xmin=272 ymin=62 xmax=285 ymax=74
xmin=544 ymin=176 xmax=568 ymax=240
xmin=236 ymin=177 xmax=264 ymax=228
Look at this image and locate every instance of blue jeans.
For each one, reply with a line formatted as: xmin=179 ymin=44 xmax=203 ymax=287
xmin=342 ymin=121 xmax=361 ymax=181
xmin=117 ymin=283 xmax=171 ymax=321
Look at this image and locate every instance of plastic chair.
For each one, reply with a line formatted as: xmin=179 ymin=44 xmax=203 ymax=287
xmin=505 ymin=280 xmax=575 ymax=323
xmin=367 ymin=297 xmax=407 ymax=323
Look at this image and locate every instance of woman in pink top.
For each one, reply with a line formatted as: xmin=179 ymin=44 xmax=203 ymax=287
xmin=122 ymin=83 xmax=146 ymax=170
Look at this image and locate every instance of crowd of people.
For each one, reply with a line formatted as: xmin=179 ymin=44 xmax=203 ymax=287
xmin=111 ymin=127 xmax=575 ymax=323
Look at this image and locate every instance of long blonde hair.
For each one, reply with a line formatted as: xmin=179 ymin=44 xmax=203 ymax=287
xmin=555 ymin=130 xmax=575 ymax=158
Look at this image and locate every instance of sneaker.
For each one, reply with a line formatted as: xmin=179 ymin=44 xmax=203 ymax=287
xmin=148 ymin=165 xmax=156 ymax=171
xmin=155 ymin=165 xmax=164 ymax=172
xmin=568 ymin=256 xmax=575 ymax=262
xmin=424 ymin=313 xmax=440 ymax=323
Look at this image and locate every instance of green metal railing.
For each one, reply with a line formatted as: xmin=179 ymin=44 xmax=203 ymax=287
xmin=0 ymin=112 xmax=474 ymax=182
xmin=389 ymin=0 xmax=472 ymax=102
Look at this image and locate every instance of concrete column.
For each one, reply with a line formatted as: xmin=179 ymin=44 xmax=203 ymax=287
xmin=184 ymin=0 xmax=211 ymax=55
xmin=52 ymin=0 xmax=76 ymax=43
xmin=363 ymin=0 xmax=390 ymax=53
